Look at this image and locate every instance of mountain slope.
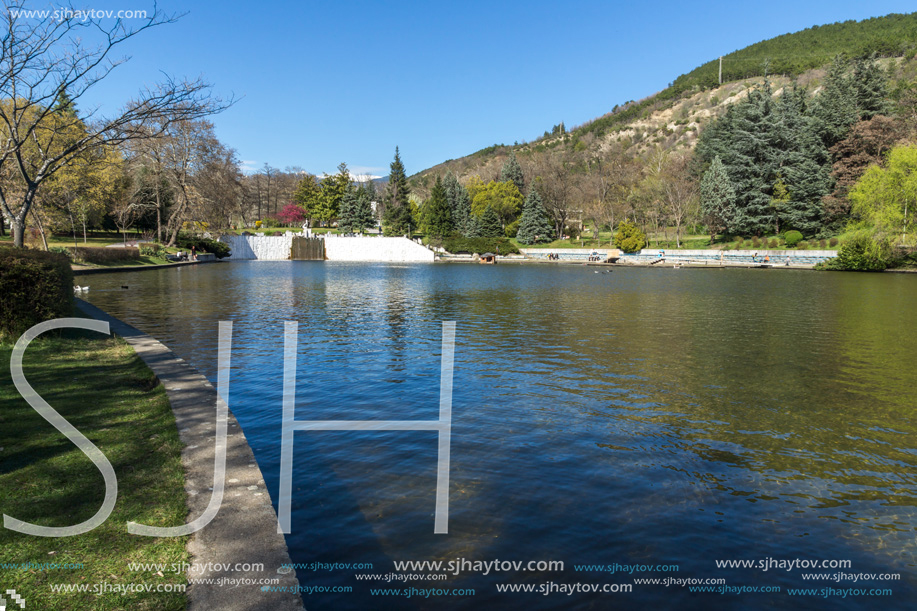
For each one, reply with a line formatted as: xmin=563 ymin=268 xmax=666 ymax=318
xmin=409 ymin=12 xmax=917 ymax=194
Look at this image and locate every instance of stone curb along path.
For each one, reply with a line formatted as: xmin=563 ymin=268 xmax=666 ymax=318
xmin=75 ymin=299 xmax=304 ymax=611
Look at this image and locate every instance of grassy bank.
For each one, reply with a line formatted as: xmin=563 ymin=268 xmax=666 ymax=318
xmin=0 ymin=326 xmax=189 ymax=610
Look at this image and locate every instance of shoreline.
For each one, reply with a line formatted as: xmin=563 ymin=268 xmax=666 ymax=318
xmin=73 ymin=259 xmax=216 ymax=276
xmin=75 ymin=298 xmax=304 ymax=611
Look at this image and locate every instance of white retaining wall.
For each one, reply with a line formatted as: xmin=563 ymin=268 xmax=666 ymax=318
xmin=219 ymin=234 xmax=434 ymax=262
xmin=521 ymin=248 xmax=622 ymax=257
xmin=638 ymin=249 xmax=837 ymax=258
xmin=324 ymin=235 xmax=434 ymax=262
xmin=220 ymin=235 xmax=292 ymax=260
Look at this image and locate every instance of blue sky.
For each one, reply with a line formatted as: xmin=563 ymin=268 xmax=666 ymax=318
xmin=70 ymin=0 xmax=917 ymax=177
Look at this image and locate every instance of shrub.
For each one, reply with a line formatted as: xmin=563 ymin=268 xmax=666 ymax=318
xmin=48 ymin=246 xmax=72 ymax=259
xmin=751 ymin=236 xmax=760 ymax=248
xmin=504 ymin=219 xmax=520 ymax=238
xmin=613 ymin=221 xmax=647 ymax=253
xmin=820 ymin=232 xmax=890 ymax=271
xmin=178 ymin=236 xmax=231 ymax=259
xmin=818 ymin=239 xmax=827 ymax=249
xmin=768 ymin=239 xmax=778 ymax=248
xmin=24 ymin=228 xmax=43 ymax=249
xmin=0 ymin=248 xmax=73 ymax=339
xmin=139 ymin=243 xmax=162 ymax=257
xmin=784 ymin=230 xmax=803 ymax=248
xmin=441 ymin=236 xmax=520 ymax=255
xmin=829 ymin=237 xmax=839 ymax=247
xmin=796 ymin=241 xmax=808 ymax=250
xmin=261 ymin=216 xmax=280 ymax=228
xmin=69 ymin=246 xmax=140 ymax=264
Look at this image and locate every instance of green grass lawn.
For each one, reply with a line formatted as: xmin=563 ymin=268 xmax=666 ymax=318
xmin=0 ymin=232 xmax=144 ymax=248
xmin=0 ymin=325 xmax=189 ymax=610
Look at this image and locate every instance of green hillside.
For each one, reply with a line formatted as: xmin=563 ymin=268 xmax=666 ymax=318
xmin=571 ymin=13 xmax=917 ymax=142
xmin=671 ymin=12 xmax=917 ymax=93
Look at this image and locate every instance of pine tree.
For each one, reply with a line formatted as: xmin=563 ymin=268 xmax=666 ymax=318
xmin=852 ymin=55 xmax=891 ymax=120
xmin=478 ymin=204 xmax=503 ymax=238
xmin=771 ymin=86 xmax=831 ymax=235
xmin=443 ymin=172 xmax=463 ymax=224
xmin=53 ymin=89 xmax=77 ymax=117
xmin=723 ymin=83 xmax=779 ymax=235
xmin=465 ymin=213 xmax=482 ymax=238
xmin=314 ymin=163 xmax=350 ymax=226
xmin=338 ymin=184 xmax=357 ymax=232
xmin=697 ymin=81 xmax=781 ymax=235
xmin=383 ymin=147 xmax=412 ymax=234
xmin=426 ymin=175 xmax=453 ymax=238
xmin=811 ymin=55 xmax=858 ymax=148
xmin=516 ymin=189 xmax=554 ymax=244
xmin=500 ymin=151 xmax=525 ymax=195
xmin=444 ymin=172 xmax=474 ymax=236
xmin=700 ymin=156 xmax=737 ymax=240
xmin=352 ymin=183 xmax=375 ymax=233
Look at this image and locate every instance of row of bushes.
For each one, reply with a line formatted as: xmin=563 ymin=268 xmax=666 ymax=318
xmin=440 ymin=237 xmax=521 ymax=255
xmin=0 ymin=247 xmax=73 ymax=339
xmin=177 ymin=236 xmax=231 ymax=259
xmin=70 ymin=246 xmax=140 ymax=264
xmin=724 ymin=232 xmax=840 ymax=250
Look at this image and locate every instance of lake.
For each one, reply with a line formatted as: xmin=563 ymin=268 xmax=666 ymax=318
xmin=83 ymin=261 xmax=917 ymax=610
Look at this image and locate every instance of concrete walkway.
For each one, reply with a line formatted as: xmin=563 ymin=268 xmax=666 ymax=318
xmin=75 ymin=299 xmax=304 ymax=611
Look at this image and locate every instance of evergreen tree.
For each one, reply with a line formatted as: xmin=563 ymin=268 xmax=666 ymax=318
xmin=383 ymin=146 xmax=411 ymax=232
xmin=425 ymin=175 xmax=453 ymax=237
xmin=500 ymin=150 xmax=526 ymax=195
xmin=716 ymin=83 xmax=779 ymax=235
xmin=811 ymin=55 xmax=858 ymax=148
xmin=444 ymin=172 xmax=474 ymax=236
xmin=478 ymin=204 xmax=503 ymax=238
xmin=852 ymin=54 xmax=891 ymax=120
xmin=443 ymin=172 xmax=463 ymax=224
xmin=516 ymin=189 xmax=554 ymax=244
xmin=455 ymin=183 xmax=473 ymax=236
xmin=352 ymin=183 xmax=375 ymax=233
xmin=699 ymin=156 xmax=737 ymax=240
xmin=294 ymin=174 xmax=322 ymax=219
xmin=771 ymin=86 xmax=831 ymax=235
xmin=338 ymin=184 xmax=357 ymax=232
xmin=53 ymin=89 xmax=77 ymax=117
xmin=465 ymin=213 xmax=482 ymax=238
xmin=314 ymin=163 xmax=350 ymax=226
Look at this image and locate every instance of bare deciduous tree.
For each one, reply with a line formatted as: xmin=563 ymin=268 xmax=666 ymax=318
xmin=533 ymin=149 xmax=577 ymax=239
xmin=0 ymin=2 xmax=228 ymax=246
xmin=661 ymin=153 xmax=699 ymax=248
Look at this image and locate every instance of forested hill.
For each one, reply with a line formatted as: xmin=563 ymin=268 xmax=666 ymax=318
xmin=410 ymin=12 xmax=917 ymax=186
xmin=671 ymin=13 xmax=917 ymax=94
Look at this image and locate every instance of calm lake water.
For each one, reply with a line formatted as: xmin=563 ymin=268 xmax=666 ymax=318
xmin=83 ymin=261 xmax=917 ymax=610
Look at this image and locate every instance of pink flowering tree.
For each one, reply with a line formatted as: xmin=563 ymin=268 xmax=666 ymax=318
xmin=277 ymin=203 xmax=307 ymax=226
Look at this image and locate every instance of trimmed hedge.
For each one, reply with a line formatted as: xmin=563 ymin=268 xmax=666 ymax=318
xmin=69 ymin=246 xmax=140 ymax=264
xmin=0 ymin=247 xmax=73 ymax=339
xmin=178 ymin=236 xmax=231 ymax=259
xmin=441 ymin=236 xmax=521 ymax=255
xmin=784 ymin=230 xmax=803 ymax=248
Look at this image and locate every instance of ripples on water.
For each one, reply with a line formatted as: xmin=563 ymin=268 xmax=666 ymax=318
xmin=84 ymin=262 xmax=917 ymax=609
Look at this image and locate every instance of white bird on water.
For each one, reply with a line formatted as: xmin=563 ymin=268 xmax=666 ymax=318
xmin=73 ymin=285 xmax=89 ymax=293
